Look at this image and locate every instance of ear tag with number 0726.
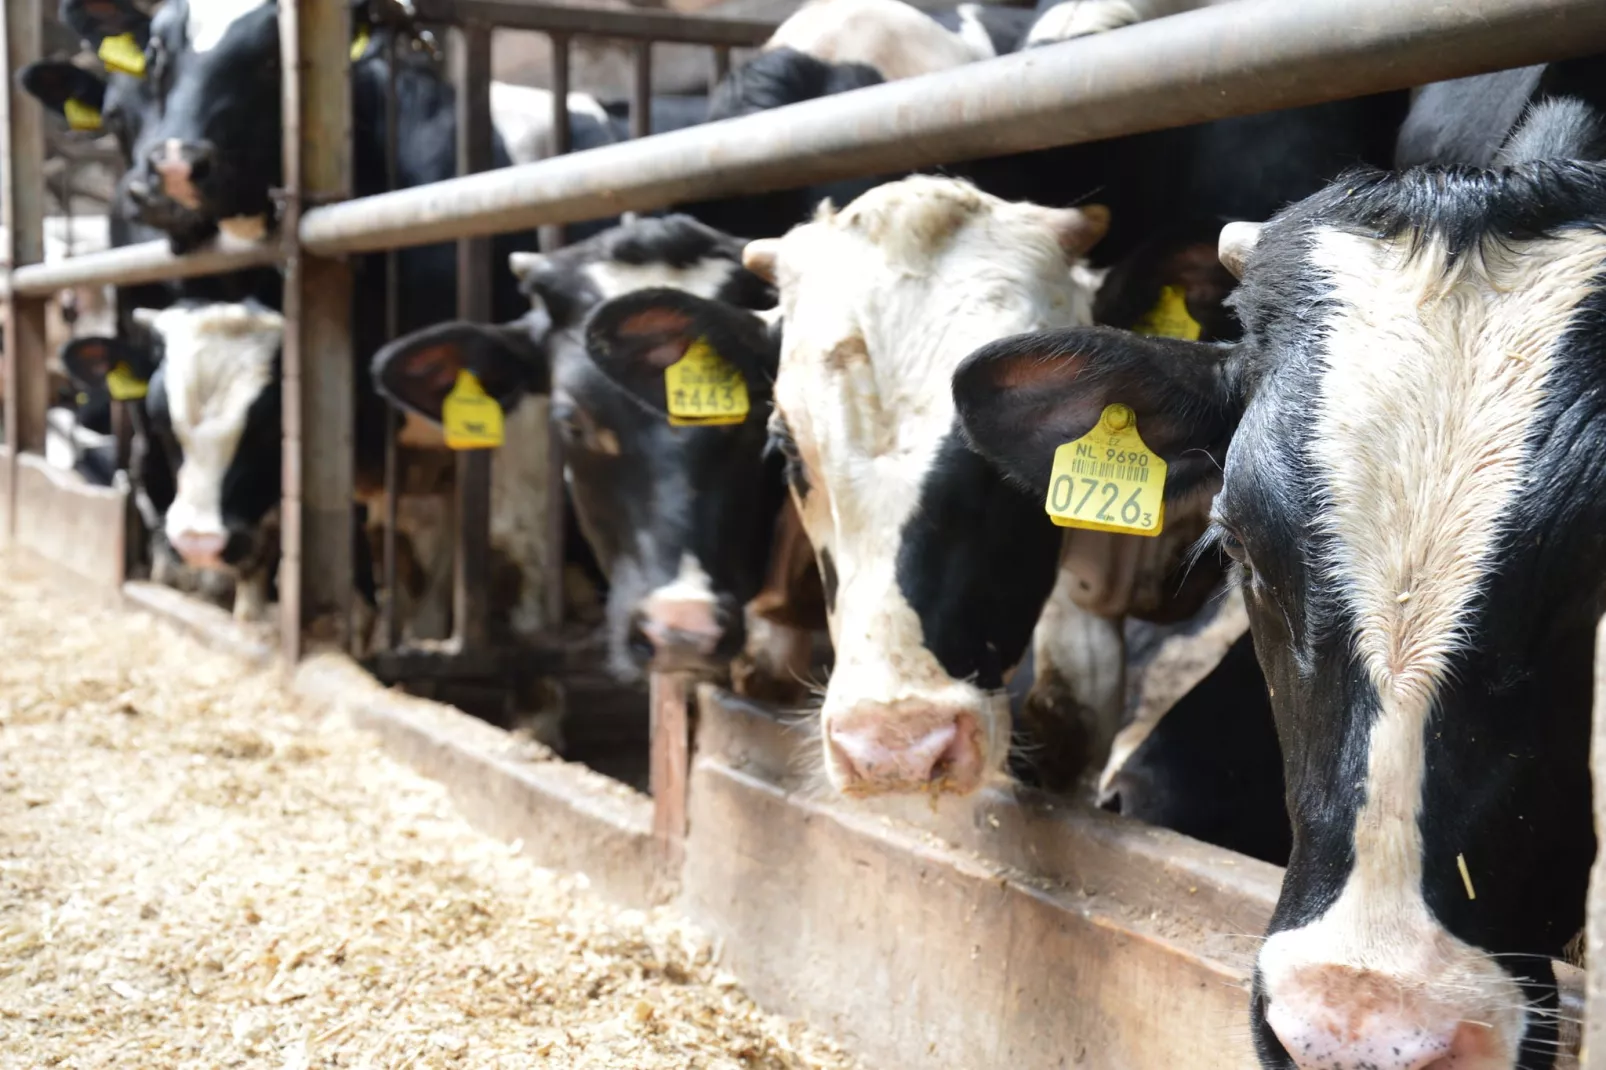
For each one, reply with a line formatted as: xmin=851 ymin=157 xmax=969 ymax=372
xmin=97 ymin=32 xmax=146 ymax=78
xmin=664 ymin=338 xmax=749 ymax=427
xmin=1045 ymin=403 xmax=1166 ymax=536
xmin=442 ymin=369 xmax=504 ymax=450
xmin=105 ymin=362 xmax=148 ymax=401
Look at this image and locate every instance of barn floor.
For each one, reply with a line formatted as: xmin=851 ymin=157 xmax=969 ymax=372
xmin=0 ymin=558 xmax=862 ymax=1070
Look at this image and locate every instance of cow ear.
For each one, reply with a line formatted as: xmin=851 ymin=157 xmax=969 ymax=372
xmin=583 ymin=287 xmax=778 ymax=414
xmin=59 ymin=0 xmax=151 ymax=49
xmin=371 ymin=319 xmax=547 ymax=424
xmin=953 ymin=326 xmax=1240 ymax=500
xmin=19 ymin=62 xmax=106 ymax=124
xmin=60 ymin=335 xmax=150 ymax=390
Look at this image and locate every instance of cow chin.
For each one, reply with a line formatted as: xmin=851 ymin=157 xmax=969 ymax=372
xmin=819 ymin=684 xmax=1008 ymax=798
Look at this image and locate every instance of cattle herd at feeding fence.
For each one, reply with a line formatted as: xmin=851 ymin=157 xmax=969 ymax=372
xmin=9 ymin=0 xmax=1606 ymax=1066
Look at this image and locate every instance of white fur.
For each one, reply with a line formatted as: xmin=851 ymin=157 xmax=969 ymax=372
xmin=489 ymin=83 xmax=614 ymax=165
xmin=648 ymin=552 xmax=717 ymax=607
xmin=1025 ymin=0 xmax=1197 ymax=46
xmin=44 ymin=408 xmax=113 ymax=476
xmin=767 ymin=177 xmax=1102 ymax=792
xmin=765 ymin=0 xmax=979 ymax=80
xmin=582 ymin=257 xmax=740 ymax=302
xmin=144 ymin=303 xmax=284 ymax=547
xmin=953 ymin=4 xmax=998 ymax=60
xmin=1258 ymin=226 xmax=1606 ymax=1064
xmin=187 ymin=0 xmax=271 ymax=53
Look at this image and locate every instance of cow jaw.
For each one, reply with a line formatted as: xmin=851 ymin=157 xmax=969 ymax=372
xmin=770 ymin=177 xmax=1101 ymax=797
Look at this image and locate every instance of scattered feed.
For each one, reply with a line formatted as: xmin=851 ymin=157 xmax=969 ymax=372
xmin=0 ymin=557 xmax=864 ymax=1070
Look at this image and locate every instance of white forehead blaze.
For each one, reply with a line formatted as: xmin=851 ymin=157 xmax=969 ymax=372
xmin=187 ymin=0 xmax=271 ymax=53
xmin=772 ymin=178 xmax=1098 ymax=731
xmin=154 ymin=303 xmax=283 ymax=539
xmin=1258 ymin=226 xmax=1606 ymax=1058
xmin=764 ymin=0 xmax=978 ymax=79
xmin=581 ymin=256 xmax=739 ymax=302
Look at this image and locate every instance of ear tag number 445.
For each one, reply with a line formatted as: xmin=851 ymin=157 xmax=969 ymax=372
xmin=1045 ymin=403 xmax=1166 ymax=536
xmin=442 ymin=369 xmax=504 ymax=450
xmin=665 ymin=338 xmax=749 ymax=427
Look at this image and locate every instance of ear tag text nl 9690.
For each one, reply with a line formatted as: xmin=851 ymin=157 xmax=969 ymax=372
xmin=1045 ymin=403 xmax=1165 ymax=536
xmin=350 ymin=25 xmax=372 ymax=61
xmin=105 ymin=362 xmax=148 ymax=401
xmin=442 ymin=369 xmax=504 ymax=450
xmin=1132 ymin=284 xmax=1202 ymax=341
xmin=98 ymin=32 xmax=146 ymax=78
xmin=63 ymin=97 xmax=102 ymax=132
xmin=664 ymin=338 xmax=749 ymax=427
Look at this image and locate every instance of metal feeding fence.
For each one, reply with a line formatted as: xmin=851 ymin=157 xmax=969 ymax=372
xmin=7 ymin=0 xmax=1606 ymax=1067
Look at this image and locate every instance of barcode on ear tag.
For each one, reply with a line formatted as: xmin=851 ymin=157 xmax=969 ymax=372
xmin=1045 ymin=403 xmax=1166 ymax=536
xmin=105 ymin=362 xmax=148 ymax=402
xmin=442 ymin=370 xmax=504 ymax=449
xmin=664 ymin=338 xmax=749 ymax=427
xmin=97 ymin=32 xmax=146 ymax=78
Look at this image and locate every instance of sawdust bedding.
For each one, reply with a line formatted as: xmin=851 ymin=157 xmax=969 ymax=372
xmin=0 ymin=559 xmax=863 ymax=1070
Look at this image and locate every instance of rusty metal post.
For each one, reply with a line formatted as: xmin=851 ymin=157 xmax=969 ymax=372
xmin=631 ymin=41 xmax=653 ymax=140
xmin=650 ymin=672 xmax=691 ymax=867
xmin=279 ymin=0 xmax=355 ymax=661
xmin=541 ymin=30 xmax=572 ymax=633
xmin=2 ymin=0 xmax=50 ymax=542
xmin=451 ymin=22 xmax=494 ymax=651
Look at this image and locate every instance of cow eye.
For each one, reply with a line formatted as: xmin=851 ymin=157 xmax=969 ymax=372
xmin=1213 ymin=523 xmax=1251 ymax=570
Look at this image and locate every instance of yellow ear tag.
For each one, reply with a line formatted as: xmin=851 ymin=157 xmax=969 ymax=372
xmin=1045 ymin=403 xmax=1166 ymax=536
xmin=105 ymin=362 xmax=148 ymax=401
xmin=62 ymin=97 xmax=102 ymax=132
xmin=1132 ymin=284 xmax=1202 ymax=341
xmin=664 ymin=338 xmax=749 ymax=427
xmin=350 ymin=25 xmax=371 ymax=61
xmin=442 ymin=369 xmax=504 ymax=449
xmin=97 ymin=32 xmax=146 ymax=78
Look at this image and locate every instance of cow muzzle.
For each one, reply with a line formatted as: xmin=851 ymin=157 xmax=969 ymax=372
xmin=629 ymin=590 xmax=738 ymax=673
xmin=148 ymin=138 xmax=213 ymax=211
xmin=170 ymin=530 xmax=228 ymax=571
xmin=824 ymin=702 xmax=987 ymax=796
xmin=1262 ymin=965 xmax=1513 ymax=1070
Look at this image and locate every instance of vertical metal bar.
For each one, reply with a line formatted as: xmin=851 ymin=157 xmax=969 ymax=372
xmin=2 ymin=0 xmax=49 ymax=543
xmin=712 ymin=44 xmax=731 ymax=89
xmin=541 ymin=30 xmax=572 ymax=632
xmin=452 ymin=21 xmax=494 ymax=650
xmin=538 ymin=32 xmax=571 ymax=254
xmin=1588 ymin=617 xmax=1606 ymax=1067
xmin=650 ymin=671 xmax=691 ymax=868
xmin=279 ymin=0 xmax=355 ymax=662
xmin=382 ymin=27 xmax=403 ymax=652
xmin=631 ymin=41 xmax=653 ymax=140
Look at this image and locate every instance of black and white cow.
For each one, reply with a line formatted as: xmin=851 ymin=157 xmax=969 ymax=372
xmin=372 ymin=214 xmax=782 ymax=678
xmin=956 ymin=97 xmax=1606 ymax=1070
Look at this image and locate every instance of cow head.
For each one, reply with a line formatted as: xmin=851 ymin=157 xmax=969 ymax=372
xmin=372 ymin=215 xmax=779 ymax=680
xmin=955 ymin=100 xmax=1606 ymax=1070
xmin=741 ymin=175 xmax=1107 ymax=797
xmin=135 ymin=300 xmax=284 ymax=577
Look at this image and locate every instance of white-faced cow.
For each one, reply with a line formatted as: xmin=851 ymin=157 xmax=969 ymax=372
xmin=372 ymin=215 xmax=787 ymax=681
xmin=956 ymin=97 xmax=1606 ymax=1070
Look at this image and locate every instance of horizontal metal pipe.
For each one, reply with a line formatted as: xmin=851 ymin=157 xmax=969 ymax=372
xmin=301 ymin=0 xmax=1606 ymax=257
xmin=414 ymin=0 xmax=776 ymax=45
xmin=9 ymin=236 xmax=282 ymax=296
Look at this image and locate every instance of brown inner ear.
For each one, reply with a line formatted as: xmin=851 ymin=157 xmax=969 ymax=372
xmin=403 ymin=342 xmax=465 ymax=397
xmin=987 ymin=348 xmax=1089 ymax=390
xmin=619 ymin=308 xmax=692 ymax=338
xmin=69 ymin=341 xmax=113 ymax=380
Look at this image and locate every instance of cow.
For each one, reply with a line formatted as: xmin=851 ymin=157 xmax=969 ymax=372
xmin=954 ymin=96 xmax=1606 ymax=1070
xmin=583 ymin=177 xmax=1106 ymax=796
xmin=1024 ymin=0 xmax=1215 ymax=47
xmin=371 ymin=214 xmax=787 ymax=681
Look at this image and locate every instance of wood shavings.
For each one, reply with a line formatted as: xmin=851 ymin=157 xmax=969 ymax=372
xmin=0 ymin=558 xmax=864 ymax=1070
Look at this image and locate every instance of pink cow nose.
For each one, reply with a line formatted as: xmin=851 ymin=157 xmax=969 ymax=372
xmin=634 ymin=595 xmax=728 ymax=671
xmin=171 ymin=531 xmax=227 ymax=570
xmin=825 ymin=704 xmax=986 ymax=796
xmin=152 ymin=139 xmax=206 ymax=210
xmin=1266 ymin=966 xmax=1499 ymax=1070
